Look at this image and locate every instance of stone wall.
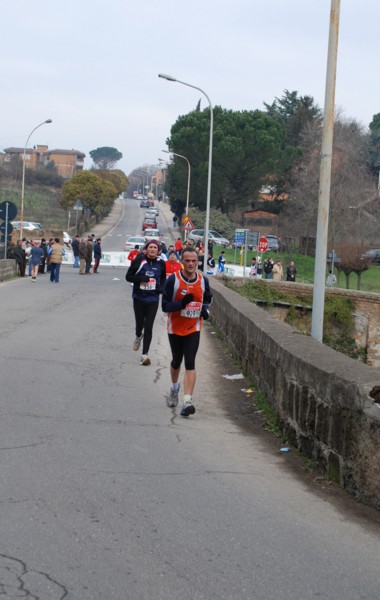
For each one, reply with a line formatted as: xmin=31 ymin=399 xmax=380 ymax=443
xmin=0 ymin=259 xmax=17 ymax=281
xmin=227 ymin=279 xmax=380 ymax=368
xmin=209 ymin=277 xmax=380 ymax=509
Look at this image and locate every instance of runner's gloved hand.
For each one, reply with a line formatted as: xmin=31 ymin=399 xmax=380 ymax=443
xmin=181 ymin=293 xmax=194 ymax=307
xmin=201 ymin=307 xmax=209 ymax=320
xmin=139 ymin=275 xmax=150 ymax=282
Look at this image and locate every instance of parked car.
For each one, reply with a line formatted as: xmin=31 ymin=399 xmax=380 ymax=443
xmin=188 ymin=229 xmax=230 ymax=247
xmin=63 ymin=231 xmax=72 ymax=246
xmin=31 ymin=222 xmax=43 ymax=230
xmin=124 ymin=235 xmax=146 ymax=252
xmin=144 ymin=228 xmax=160 ymax=242
xmin=362 ymin=249 xmax=380 ymax=264
xmin=265 ymin=234 xmax=280 ymax=252
xmin=142 ymin=217 xmax=157 ymax=231
xmin=140 ymin=199 xmax=149 ymax=208
xmin=11 ymin=221 xmax=38 ymax=231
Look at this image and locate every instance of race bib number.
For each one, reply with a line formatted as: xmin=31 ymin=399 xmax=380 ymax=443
xmin=140 ymin=278 xmax=156 ymax=290
xmin=181 ymin=301 xmax=202 ymax=318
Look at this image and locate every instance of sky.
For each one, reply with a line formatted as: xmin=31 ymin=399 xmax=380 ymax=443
xmin=1 ymin=1 xmax=379 ymax=176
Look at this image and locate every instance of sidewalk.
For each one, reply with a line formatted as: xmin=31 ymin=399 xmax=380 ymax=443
xmin=157 ymin=200 xmax=183 ymax=244
xmin=83 ymin=196 xmax=124 ymax=239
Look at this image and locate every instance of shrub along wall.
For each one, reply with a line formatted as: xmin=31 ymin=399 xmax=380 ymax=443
xmin=209 ymin=277 xmax=380 ymax=509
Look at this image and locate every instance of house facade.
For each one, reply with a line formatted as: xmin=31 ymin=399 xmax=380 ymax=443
xmin=3 ymin=145 xmax=85 ymax=178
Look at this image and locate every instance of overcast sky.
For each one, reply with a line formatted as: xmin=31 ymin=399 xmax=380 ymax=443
xmin=1 ymin=1 xmax=378 ymax=175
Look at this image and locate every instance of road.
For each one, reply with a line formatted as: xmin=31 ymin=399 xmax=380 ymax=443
xmin=100 ymin=198 xmax=174 ymax=253
xmin=0 ymin=199 xmax=379 ymax=599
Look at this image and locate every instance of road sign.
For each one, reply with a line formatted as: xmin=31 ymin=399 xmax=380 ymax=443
xmin=182 ymin=215 xmax=189 ymax=225
xmin=0 ymin=201 xmax=18 ymax=221
xmin=258 ymin=236 xmax=269 ymax=253
xmin=234 ymin=229 xmax=246 ymax=244
xmin=73 ymin=200 xmax=83 ymax=211
xmin=0 ymin=222 xmax=13 ymax=235
xmin=182 ymin=218 xmax=194 ymax=231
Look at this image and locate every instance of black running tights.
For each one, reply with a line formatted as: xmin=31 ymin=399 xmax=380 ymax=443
xmin=133 ymin=299 xmax=159 ymax=355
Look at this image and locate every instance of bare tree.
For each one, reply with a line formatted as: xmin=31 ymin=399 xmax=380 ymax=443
xmin=335 ymin=241 xmax=370 ymax=290
xmin=286 ymin=114 xmax=379 ymax=248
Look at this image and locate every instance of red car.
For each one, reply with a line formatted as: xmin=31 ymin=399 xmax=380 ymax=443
xmin=142 ymin=217 xmax=157 ymax=231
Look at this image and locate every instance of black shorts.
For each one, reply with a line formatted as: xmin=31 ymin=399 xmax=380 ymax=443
xmin=168 ymin=332 xmax=200 ymax=371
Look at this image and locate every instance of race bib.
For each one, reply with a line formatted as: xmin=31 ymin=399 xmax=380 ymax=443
xmin=181 ymin=301 xmax=202 ymax=318
xmin=140 ymin=278 xmax=156 ymax=290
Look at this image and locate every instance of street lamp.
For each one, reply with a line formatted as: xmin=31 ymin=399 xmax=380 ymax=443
xmin=311 ymin=0 xmax=340 ymax=341
xmin=20 ymin=118 xmax=52 ymax=240
xmin=162 ymin=149 xmax=191 ymax=238
xmin=158 ymin=159 xmax=168 ymax=202
xmin=158 ymin=73 xmax=213 ymax=271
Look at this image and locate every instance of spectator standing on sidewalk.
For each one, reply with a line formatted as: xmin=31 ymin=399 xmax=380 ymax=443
xmin=49 ymin=238 xmax=64 ymax=283
xmin=286 ymin=260 xmax=297 ymax=282
xmin=13 ymin=240 xmax=27 ymax=277
xmin=85 ymin=238 xmax=93 ymax=274
xmin=79 ymin=239 xmax=87 ymax=275
xmin=93 ymin=238 xmax=102 ymax=273
xmin=272 ymin=260 xmax=283 ymax=281
xmin=30 ymin=241 xmax=45 ymax=282
xmin=218 ymin=251 xmax=226 ymax=273
xmin=39 ymin=238 xmax=48 ymax=274
xmin=71 ymin=235 xmax=80 ymax=268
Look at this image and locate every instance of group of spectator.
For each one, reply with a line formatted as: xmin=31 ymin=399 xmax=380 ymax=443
xmin=71 ymin=234 xmax=102 ymax=275
xmin=248 ymin=256 xmax=296 ymax=281
xmin=7 ymin=233 xmax=103 ymax=281
xmin=7 ymin=237 xmax=65 ymax=282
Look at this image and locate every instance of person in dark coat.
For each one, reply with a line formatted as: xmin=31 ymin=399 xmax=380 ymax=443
xmin=13 ymin=241 xmax=27 ymax=277
xmin=71 ymin=235 xmax=80 ymax=268
xmin=85 ymin=239 xmax=93 ymax=274
xmin=93 ymin=238 xmax=102 ymax=273
xmin=38 ymin=238 xmax=48 ymax=273
xmin=286 ymin=260 xmax=297 ymax=282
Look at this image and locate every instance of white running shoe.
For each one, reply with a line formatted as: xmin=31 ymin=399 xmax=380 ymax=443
xmin=133 ymin=335 xmax=143 ymax=351
xmin=140 ymin=354 xmax=151 ymax=366
xmin=167 ymin=385 xmax=180 ymax=408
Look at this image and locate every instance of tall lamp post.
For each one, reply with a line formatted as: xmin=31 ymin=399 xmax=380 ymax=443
xmin=20 ymin=118 xmax=52 ymax=240
xmin=162 ymin=149 xmax=191 ymax=238
xmin=311 ymin=0 xmax=340 ymax=342
xmin=158 ymin=159 xmax=168 ymax=202
xmin=158 ymin=73 xmax=213 ymax=271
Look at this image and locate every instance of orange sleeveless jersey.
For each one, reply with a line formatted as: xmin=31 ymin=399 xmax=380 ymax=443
xmin=167 ymin=271 xmax=206 ymax=336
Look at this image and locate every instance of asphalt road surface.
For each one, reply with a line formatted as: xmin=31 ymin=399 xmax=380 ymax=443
xmin=0 ymin=200 xmax=380 ymax=599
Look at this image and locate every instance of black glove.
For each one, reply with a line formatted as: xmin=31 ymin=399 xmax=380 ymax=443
xmin=181 ymin=293 xmax=194 ymax=307
xmin=139 ymin=275 xmax=150 ymax=282
xmin=201 ymin=307 xmax=209 ymax=320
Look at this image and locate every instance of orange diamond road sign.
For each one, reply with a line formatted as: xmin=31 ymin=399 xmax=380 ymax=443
xmin=182 ymin=215 xmax=189 ymax=225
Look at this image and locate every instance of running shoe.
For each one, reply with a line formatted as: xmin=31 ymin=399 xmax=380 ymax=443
xmin=180 ymin=400 xmax=195 ymax=417
xmin=133 ymin=335 xmax=143 ymax=351
xmin=167 ymin=385 xmax=180 ymax=408
xmin=140 ymin=354 xmax=151 ymax=366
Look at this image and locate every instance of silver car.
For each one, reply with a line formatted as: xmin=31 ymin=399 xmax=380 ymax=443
xmin=189 ymin=229 xmax=229 ymax=247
